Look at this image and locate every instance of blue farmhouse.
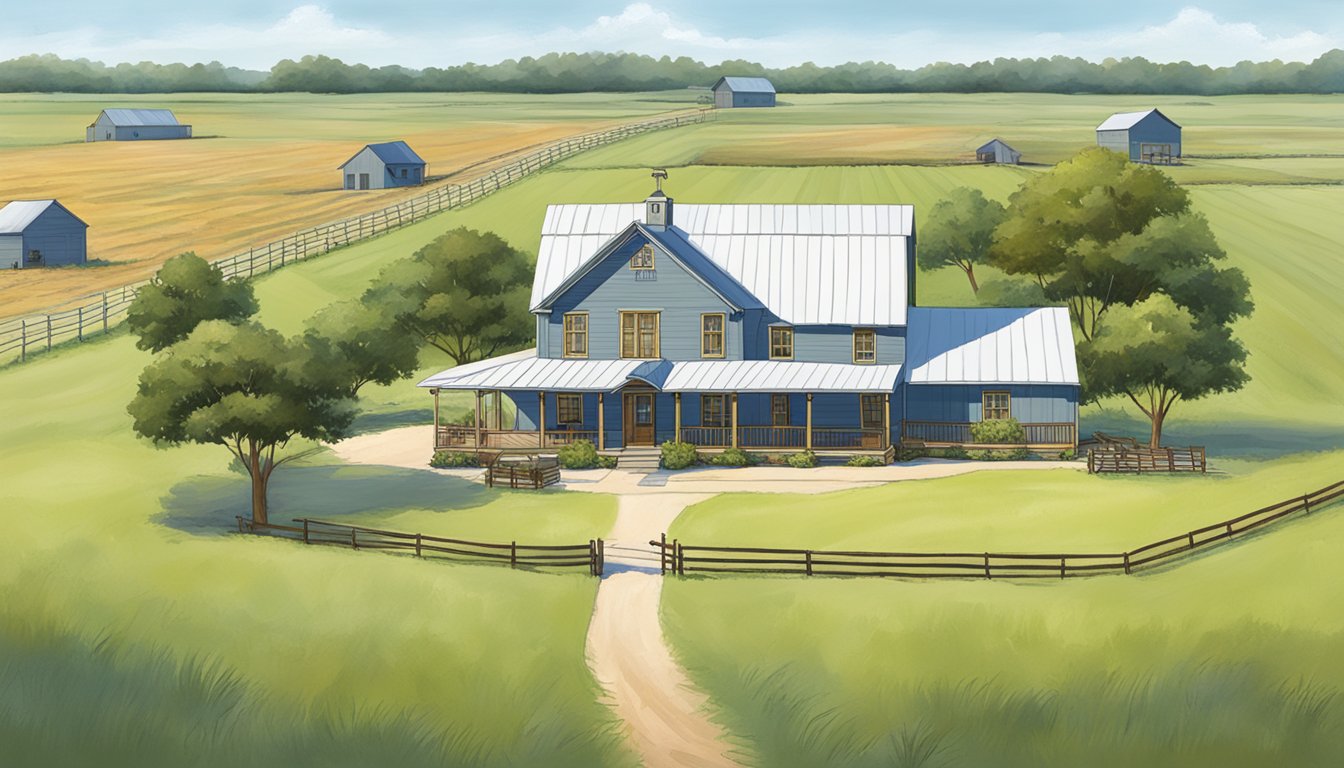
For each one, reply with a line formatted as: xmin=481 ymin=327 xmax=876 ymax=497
xmin=339 ymin=141 xmax=427 ymax=190
xmin=0 ymin=199 xmax=88 ymax=270
xmin=421 ymin=184 xmax=1079 ymax=462
xmin=712 ymin=77 xmax=776 ymax=108
xmin=1096 ymin=109 xmax=1181 ymax=164
xmin=86 ymin=109 xmax=192 ymax=142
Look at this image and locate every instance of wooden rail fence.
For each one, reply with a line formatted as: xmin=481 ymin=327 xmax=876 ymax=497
xmin=1088 ymin=445 xmax=1207 ymax=474
xmin=1 ymin=108 xmax=715 ymax=365
xmin=237 ymin=516 xmax=604 ymax=575
xmin=651 ymin=479 xmax=1344 ymax=579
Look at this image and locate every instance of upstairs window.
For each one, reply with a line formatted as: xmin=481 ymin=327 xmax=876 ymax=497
xmin=853 ymin=329 xmax=876 ymax=364
xmin=769 ymin=326 xmax=794 ymax=360
xmin=701 ymin=313 xmax=725 ymax=358
xmin=556 ymin=394 xmax=583 ymax=426
xmin=630 ymin=244 xmax=655 ymax=270
xmin=701 ymin=394 xmax=729 ymax=427
xmin=562 ymin=313 xmax=588 ymax=358
xmin=620 ymin=312 xmax=660 ymax=358
xmin=983 ymin=391 xmax=1012 ymax=421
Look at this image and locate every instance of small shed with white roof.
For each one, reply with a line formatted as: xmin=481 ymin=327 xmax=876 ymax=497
xmin=0 ymin=199 xmax=88 ymax=269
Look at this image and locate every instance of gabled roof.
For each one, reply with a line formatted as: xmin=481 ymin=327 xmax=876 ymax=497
xmin=0 ymin=200 xmax=88 ymax=234
xmin=534 ymin=203 xmax=915 ymax=326
xmin=418 ymin=349 xmax=902 ymax=393
xmin=976 ymin=138 xmax=1016 ymax=153
xmin=339 ymin=140 xmax=425 ymax=169
xmin=1096 ymin=109 xmax=1180 ymax=132
xmin=905 ymin=307 xmax=1078 ymax=386
xmin=713 ymin=76 xmax=776 ymax=94
xmin=97 ymin=108 xmax=183 ymax=127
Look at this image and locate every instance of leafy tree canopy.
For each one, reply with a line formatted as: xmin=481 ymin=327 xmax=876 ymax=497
xmin=126 ymin=252 xmax=257 ymax=352
xmin=303 ymin=300 xmax=422 ymax=398
xmin=917 ymin=187 xmax=1005 ymax=295
xmin=365 ymin=228 xmax=533 ymax=365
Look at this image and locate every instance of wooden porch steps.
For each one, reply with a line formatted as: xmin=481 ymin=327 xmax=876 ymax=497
xmin=617 ymin=447 xmax=662 ymax=473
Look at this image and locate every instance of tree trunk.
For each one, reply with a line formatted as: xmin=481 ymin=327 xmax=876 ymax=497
xmin=964 ymin=264 xmax=980 ymax=294
xmin=248 ymin=447 xmax=269 ymax=525
xmin=1148 ymin=409 xmax=1164 ymax=449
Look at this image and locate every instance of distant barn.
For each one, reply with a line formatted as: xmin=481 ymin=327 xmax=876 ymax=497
xmin=86 ymin=109 xmax=192 ymax=142
xmin=1096 ymin=109 xmax=1181 ymax=164
xmin=711 ymin=77 xmax=776 ymax=109
xmin=975 ymin=139 xmax=1021 ymax=165
xmin=339 ymin=141 xmax=427 ymax=190
xmin=0 ymin=200 xmax=88 ymax=270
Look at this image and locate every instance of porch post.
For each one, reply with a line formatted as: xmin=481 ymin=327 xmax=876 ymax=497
xmin=474 ymin=389 xmax=483 ymax=448
xmin=539 ymin=392 xmax=547 ymax=448
xmin=598 ymin=393 xmax=606 ymax=451
xmin=883 ymin=392 xmax=892 ymax=449
xmin=432 ymin=388 xmax=440 ymax=447
xmin=806 ymin=393 xmax=813 ymax=451
xmin=731 ymin=393 xmax=739 ymax=448
xmin=674 ymin=393 xmax=682 ymax=443
xmin=492 ymin=390 xmax=503 ymax=430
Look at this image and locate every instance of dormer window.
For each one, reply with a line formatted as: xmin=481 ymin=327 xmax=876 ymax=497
xmin=631 ymin=244 xmax=655 ymax=270
xmin=769 ymin=326 xmax=794 ymax=360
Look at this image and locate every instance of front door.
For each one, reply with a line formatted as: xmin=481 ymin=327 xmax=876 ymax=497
xmin=624 ymin=392 xmax=655 ymax=446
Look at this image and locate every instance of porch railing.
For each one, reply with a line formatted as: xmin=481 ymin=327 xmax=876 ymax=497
xmin=435 ymin=426 xmax=598 ymax=451
xmin=902 ymin=421 xmax=1077 ymax=447
xmin=678 ymin=426 xmax=886 ymax=451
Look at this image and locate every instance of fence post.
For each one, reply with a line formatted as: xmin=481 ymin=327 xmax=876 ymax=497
xmin=1123 ymin=552 xmax=1131 ymax=575
xmin=984 ymin=552 xmax=991 ymax=579
xmin=1059 ymin=557 xmax=1066 ymax=579
xmin=1187 ymin=531 xmax=1195 ymax=550
xmin=303 ymin=519 xmax=310 ymax=544
xmin=102 ymin=293 xmax=109 ymax=333
xmin=351 ymin=528 xmax=357 ymax=550
xmin=1303 ymin=494 xmax=1312 ymax=513
xmin=597 ymin=538 xmax=604 ymax=576
xmin=46 ymin=315 xmax=52 ymax=351
xmin=510 ymin=541 xmax=517 ymax=568
xmin=20 ymin=320 xmax=26 ymax=362
xmin=805 ymin=550 xmax=813 ymax=576
xmin=77 ymin=306 xmax=83 ymax=342
xmin=589 ymin=540 xmax=596 ymax=575
xmin=416 ymin=532 xmax=422 ymax=557
xmin=660 ymin=532 xmax=666 ymax=574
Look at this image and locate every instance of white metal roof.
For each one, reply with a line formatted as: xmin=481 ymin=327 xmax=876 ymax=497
xmin=1096 ymin=109 xmax=1179 ymax=131
xmin=0 ymin=200 xmax=86 ymax=233
xmin=905 ymin=307 xmax=1078 ymax=385
xmin=420 ymin=349 xmax=901 ymax=393
xmin=533 ymin=203 xmax=915 ymax=326
xmin=714 ymin=76 xmax=776 ymax=94
xmin=99 ymin=108 xmax=184 ymax=126
xmin=661 ymin=360 xmax=902 ymax=393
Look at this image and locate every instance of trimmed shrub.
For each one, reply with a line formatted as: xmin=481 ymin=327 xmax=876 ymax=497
xmin=1058 ymin=448 xmax=1077 ymax=461
xmin=660 ymin=441 xmax=698 ymax=470
xmin=966 ymin=448 xmax=1033 ymax=461
xmin=970 ymin=418 xmax=1026 ymax=444
xmin=925 ymin=446 xmax=969 ymax=460
xmin=845 ymin=455 xmax=886 ymax=467
xmin=556 ymin=439 xmax=599 ymax=469
xmin=596 ymin=455 xmax=619 ymax=469
xmin=429 ymin=450 xmax=478 ymax=468
xmin=785 ymin=450 xmax=819 ymax=468
xmin=708 ymin=447 xmax=757 ymax=467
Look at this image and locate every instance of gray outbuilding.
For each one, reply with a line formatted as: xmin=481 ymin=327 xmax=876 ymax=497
xmin=712 ymin=77 xmax=777 ymax=108
xmin=339 ymin=141 xmax=428 ymax=190
xmin=0 ymin=200 xmax=89 ymax=270
xmin=1096 ymin=109 xmax=1181 ymax=164
xmin=975 ymin=139 xmax=1021 ymax=164
xmin=86 ymin=109 xmax=192 ymax=142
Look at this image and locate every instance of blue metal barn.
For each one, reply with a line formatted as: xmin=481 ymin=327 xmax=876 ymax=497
xmin=1096 ymin=109 xmax=1182 ymax=164
xmin=86 ymin=109 xmax=192 ymax=142
xmin=339 ymin=141 xmax=427 ymax=190
xmin=0 ymin=200 xmax=88 ymax=270
xmin=712 ymin=77 xmax=777 ymax=108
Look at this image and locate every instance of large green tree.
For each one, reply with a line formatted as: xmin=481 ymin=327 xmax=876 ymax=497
xmin=365 ymin=227 xmax=533 ymax=365
xmin=128 ymin=321 xmax=356 ymax=525
xmin=990 ymin=147 xmax=1252 ymax=444
xmin=127 ymin=252 xmax=257 ymax=352
xmin=917 ymin=187 xmax=1005 ymax=295
xmin=303 ymin=300 xmax=421 ymax=398
xmin=1081 ymin=296 xmax=1249 ymax=447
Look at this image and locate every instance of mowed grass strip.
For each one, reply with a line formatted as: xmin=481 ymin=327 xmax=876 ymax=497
xmin=662 ymin=494 xmax=1344 ymax=768
xmin=0 ymin=91 xmax=696 ymax=315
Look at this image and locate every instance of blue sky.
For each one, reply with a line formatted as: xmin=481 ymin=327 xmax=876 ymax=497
xmin=2 ymin=2 xmax=1340 ymax=70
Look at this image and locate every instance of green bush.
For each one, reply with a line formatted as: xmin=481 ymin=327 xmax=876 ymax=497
xmin=970 ymin=418 xmax=1026 ymax=444
xmin=924 ymin=446 xmax=969 ymax=460
xmin=429 ymin=450 xmax=478 ymax=468
xmin=556 ymin=439 xmax=599 ymax=469
xmin=660 ymin=441 xmax=698 ymax=470
xmin=1059 ymin=448 xmax=1077 ymax=460
xmin=596 ymin=455 xmax=619 ymax=469
xmin=785 ymin=450 xmax=819 ymax=468
xmin=966 ymin=448 xmax=1032 ymax=461
xmin=708 ymin=447 xmax=758 ymax=467
xmin=845 ymin=455 xmax=886 ymax=467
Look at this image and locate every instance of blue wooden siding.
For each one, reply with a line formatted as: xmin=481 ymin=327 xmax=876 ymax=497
xmin=10 ymin=207 xmax=87 ymax=268
xmin=341 ymin=149 xmax=424 ymax=190
xmin=542 ymin=233 xmax=738 ymax=360
xmin=904 ymin=384 xmax=1077 ymax=423
xmin=742 ymin=322 xmax=905 ymax=364
xmin=1098 ymin=114 xmax=1181 ymax=161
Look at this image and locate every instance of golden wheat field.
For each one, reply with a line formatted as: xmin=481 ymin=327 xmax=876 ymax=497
xmin=0 ymin=92 xmax=695 ymax=316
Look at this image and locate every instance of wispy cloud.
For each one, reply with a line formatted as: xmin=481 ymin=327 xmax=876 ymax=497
xmin=0 ymin=3 xmax=1337 ymax=71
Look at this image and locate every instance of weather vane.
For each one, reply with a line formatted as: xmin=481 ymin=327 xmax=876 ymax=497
xmin=651 ymin=168 xmax=668 ymax=192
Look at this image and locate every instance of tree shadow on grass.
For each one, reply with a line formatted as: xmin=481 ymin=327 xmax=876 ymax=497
xmin=156 ymin=463 xmax=493 ymax=536
xmin=350 ymin=408 xmax=432 ymax=435
xmin=1083 ymin=412 xmax=1344 ymax=459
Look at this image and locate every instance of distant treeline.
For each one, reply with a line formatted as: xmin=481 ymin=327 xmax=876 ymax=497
xmin=3 ymin=51 xmax=1344 ymax=95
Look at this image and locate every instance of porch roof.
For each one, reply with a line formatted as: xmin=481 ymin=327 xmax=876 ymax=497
xmin=419 ymin=350 xmax=902 ymax=393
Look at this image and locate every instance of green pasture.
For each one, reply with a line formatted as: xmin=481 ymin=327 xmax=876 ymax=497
xmin=0 ymin=90 xmax=698 ymax=148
